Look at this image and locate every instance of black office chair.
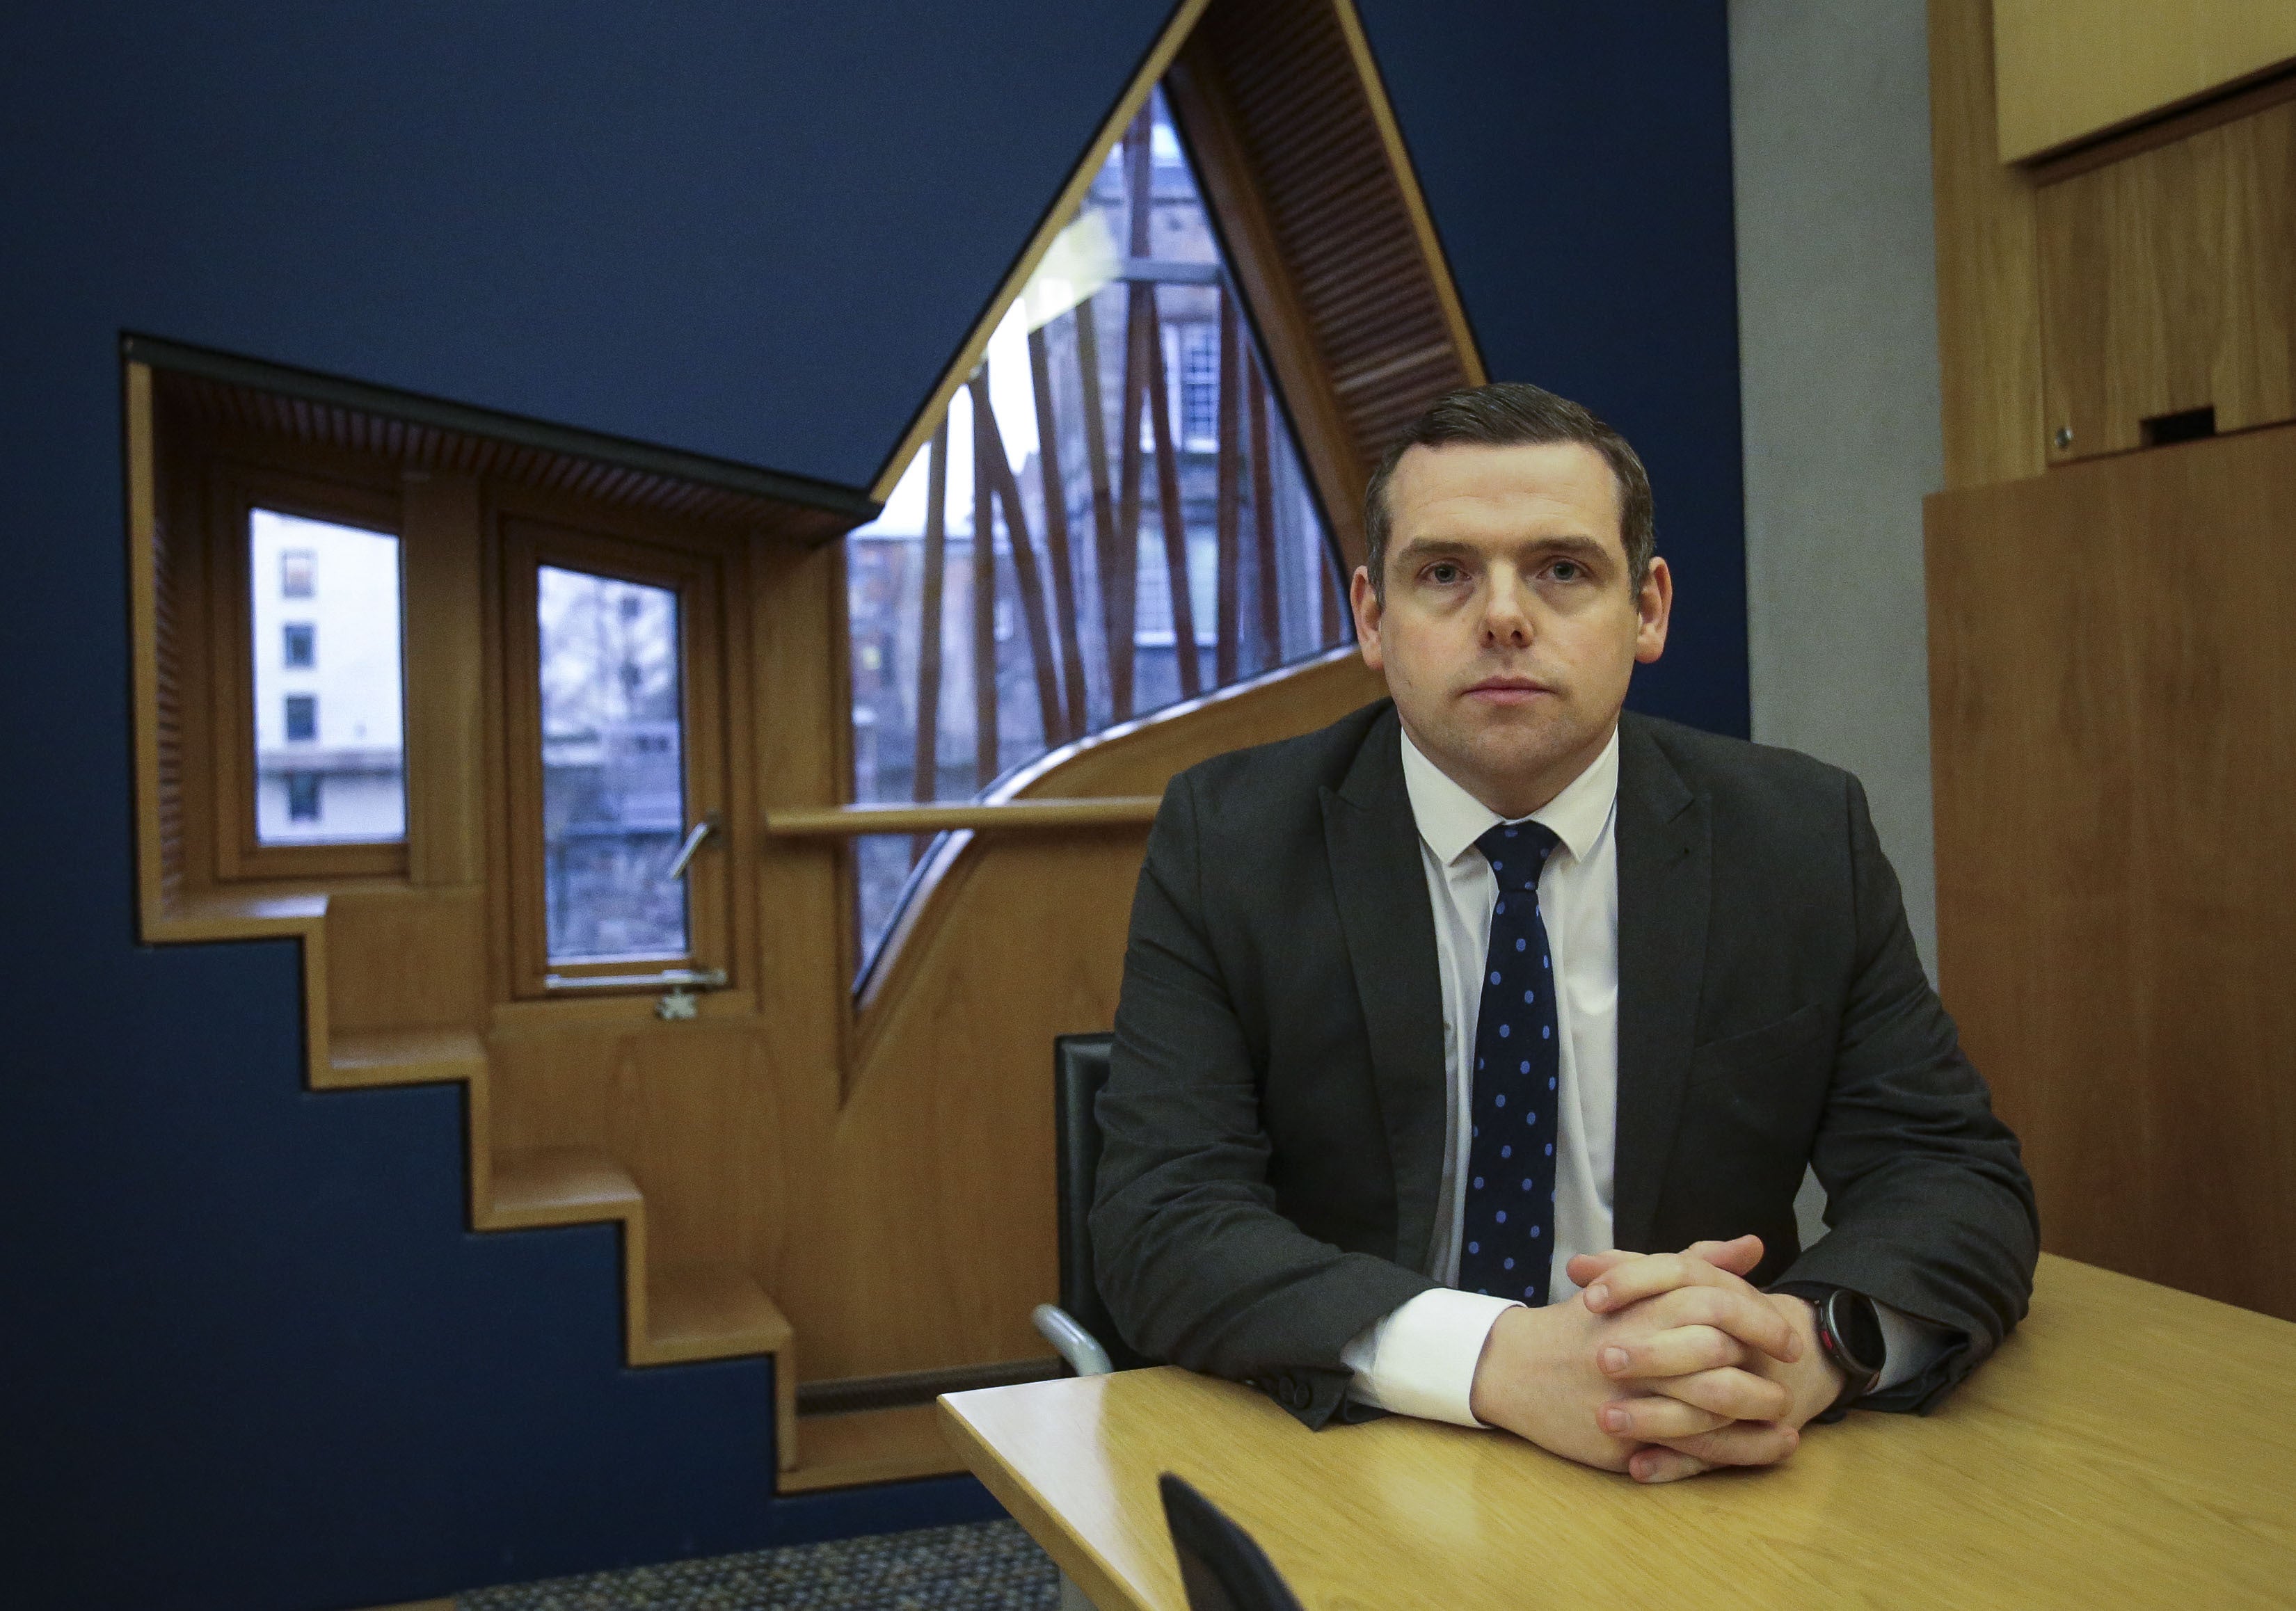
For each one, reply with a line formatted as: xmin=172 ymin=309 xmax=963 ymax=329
xmin=1159 ymin=1473 xmax=1307 ymax=1611
xmin=1032 ymin=1032 xmax=1155 ymax=1375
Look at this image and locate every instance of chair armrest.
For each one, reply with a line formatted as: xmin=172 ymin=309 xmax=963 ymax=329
xmin=1033 ymin=1303 xmax=1115 ymax=1377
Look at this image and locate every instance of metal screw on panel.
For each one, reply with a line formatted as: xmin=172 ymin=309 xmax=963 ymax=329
xmin=2052 ymin=426 xmax=2073 ymax=449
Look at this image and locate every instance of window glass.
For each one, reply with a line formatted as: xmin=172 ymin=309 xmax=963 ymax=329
xmin=536 ymin=565 xmax=689 ymax=963
xmin=841 ymin=86 xmax=1348 ymax=968
xmin=249 ymin=509 xmax=405 ymax=845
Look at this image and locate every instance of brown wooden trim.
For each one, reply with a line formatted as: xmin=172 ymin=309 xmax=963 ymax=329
xmin=1929 ymin=0 xmax=2048 ymax=491
xmin=1028 ymin=324 xmax=1090 ymax=741
xmin=1143 ymin=288 xmax=1202 ymax=698
xmin=912 ymin=418 xmax=950 ymax=835
xmin=1073 ymin=300 xmax=1122 ymax=725
xmin=1248 ymin=355 xmax=1282 ymax=666
xmin=1115 ymin=277 xmax=1151 ymax=722
xmin=863 ymin=0 xmax=1220 ymax=503
xmin=971 ymin=390 xmax=999 ymax=787
xmin=971 ymin=369 xmax=1067 ymax=746
xmin=400 ymin=472 xmax=486 ymax=888
xmin=767 ymin=797 xmax=1163 ymax=837
xmin=1327 ymin=0 xmax=1487 ymax=386
xmin=2028 ymin=63 xmax=2296 ymax=185
xmin=126 ymin=361 xmax=170 ymax=933
xmin=1215 ymin=288 xmax=1244 ymax=685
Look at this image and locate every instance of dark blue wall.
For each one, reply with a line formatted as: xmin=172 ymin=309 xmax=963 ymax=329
xmin=1359 ymin=1 xmax=1747 ymax=738
xmin=0 ymin=5 xmax=1741 ymax=1608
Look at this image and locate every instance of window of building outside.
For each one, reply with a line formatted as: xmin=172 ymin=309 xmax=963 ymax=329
xmin=248 ymin=508 xmax=406 ymax=845
xmin=280 ymin=547 xmax=315 ymax=598
xmin=286 ymin=771 xmax=322 ymax=821
xmin=843 ymin=88 xmax=1350 ymax=968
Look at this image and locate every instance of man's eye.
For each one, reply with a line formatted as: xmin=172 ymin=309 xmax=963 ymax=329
xmin=1550 ymin=561 xmax=1583 ymax=582
xmin=1428 ymin=563 xmax=1462 ymax=585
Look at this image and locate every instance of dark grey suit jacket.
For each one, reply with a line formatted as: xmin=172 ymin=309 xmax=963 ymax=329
xmin=1091 ymin=700 xmax=2036 ymax=1429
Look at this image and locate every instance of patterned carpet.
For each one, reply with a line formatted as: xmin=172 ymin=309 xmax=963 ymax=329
xmin=458 ymin=1519 xmax=1060 ymax=1610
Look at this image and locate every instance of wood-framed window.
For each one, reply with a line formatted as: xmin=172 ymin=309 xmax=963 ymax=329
xmin=499 ymin=516 xmax=732 ymax=999
xmin=205 ymin=461 xmax=410 ymax=881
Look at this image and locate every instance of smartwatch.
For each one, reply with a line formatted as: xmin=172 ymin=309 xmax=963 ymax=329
xmin=1780 ymin=1284 xmax=1886 ymax=1423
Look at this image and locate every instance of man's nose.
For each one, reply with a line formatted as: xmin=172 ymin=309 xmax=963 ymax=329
xmin=1480 ymin=571 xmax=1535 ymax=646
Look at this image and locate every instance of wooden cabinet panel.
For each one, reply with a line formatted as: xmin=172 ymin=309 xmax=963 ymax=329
xmin=2036 ymin=97 xmax=2296 ymax=463
xmin=1925 ymin=424 xmax=2296 ymax=1322
xmin=1995 ymin=0 xmax=2296 ymax=161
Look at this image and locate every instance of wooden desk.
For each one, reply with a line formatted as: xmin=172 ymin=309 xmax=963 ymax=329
xmin=940 ymin=1255 xmax=2296 ymax=1609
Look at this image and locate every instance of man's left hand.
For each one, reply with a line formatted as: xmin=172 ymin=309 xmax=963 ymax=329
xmin=1568 ymin=1238 xmax=1847 ymax=1483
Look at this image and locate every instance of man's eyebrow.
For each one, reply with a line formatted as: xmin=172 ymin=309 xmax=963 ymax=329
xmin=1393 ymin=534 xmax=1611 ymax=563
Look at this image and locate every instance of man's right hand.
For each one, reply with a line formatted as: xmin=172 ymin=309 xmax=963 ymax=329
xmin=1465 ymin=1236 xmax=1802 ymax=1476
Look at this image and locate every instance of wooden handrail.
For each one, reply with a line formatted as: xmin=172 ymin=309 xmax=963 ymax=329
xmin=763 ymin=796 xmax=1162 ymax=837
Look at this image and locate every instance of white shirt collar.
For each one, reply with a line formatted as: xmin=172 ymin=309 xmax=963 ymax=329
xmin=1399 ymin=721 xmax=1620 ymax=868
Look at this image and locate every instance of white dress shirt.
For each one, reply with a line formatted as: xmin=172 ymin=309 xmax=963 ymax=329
xmin=1340 ymin=723 xmax=1942 ymax=1426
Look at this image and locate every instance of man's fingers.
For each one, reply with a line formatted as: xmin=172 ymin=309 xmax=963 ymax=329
xmin=1597 ymin=1395 xmax=1731 ymax=1441
xmin=1590 ymin=1278 xmax=1801 ymax=1364
xmin=1628 ymin=1447 xmax=1709 ymax=1484
xmin=1647 ymin=1420 xmax=1802 ymax=1470
xmin=1593 ymin=1323 xmax=1745 ymax=1381
xmin=1565 ymin=1249 xmax=1636 ymax=1287
xmin=1622 ymin=1365 xmax=1792 ymax=1422
xmin=1569 ymin=1233 xmax=1764 ymax=1295
xmin=1684 ymin=1233 xmax=1764 ymax=1276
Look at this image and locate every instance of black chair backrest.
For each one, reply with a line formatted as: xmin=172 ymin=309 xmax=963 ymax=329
xmin=1158 ymin=1473 xmax=1306 ymax=1611
xmin=1053 ymin=1032 xmax=1152 ymax=1371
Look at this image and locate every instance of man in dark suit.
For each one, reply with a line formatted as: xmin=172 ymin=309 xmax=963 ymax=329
xmin=1092 ymin=383 xmax=2036 ymax=1484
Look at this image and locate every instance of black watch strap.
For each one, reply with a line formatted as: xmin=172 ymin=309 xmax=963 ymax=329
xmin=1776 ymin=1283 xmax=1885 ymax=1423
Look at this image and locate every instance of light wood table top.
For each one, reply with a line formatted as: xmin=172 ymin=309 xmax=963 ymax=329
xmin=939 ymin=1255 xmax=2296 ymax=1609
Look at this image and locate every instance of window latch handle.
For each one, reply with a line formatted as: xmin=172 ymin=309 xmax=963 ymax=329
xmin=664 ymin=812 xmax=722 ymax=882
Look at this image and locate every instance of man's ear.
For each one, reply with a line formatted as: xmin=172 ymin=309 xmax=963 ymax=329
xmin=1634 ymin=556 xmax=1673 ymax=665
xmin=1350 ymin=565 xmax=1385 ymax=672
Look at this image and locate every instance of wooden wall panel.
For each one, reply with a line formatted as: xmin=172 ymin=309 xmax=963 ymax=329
xmin=1930 ymin=0 xmax=2048 ymax=491
xmin=1995 ymin=0 xmax=2296 ymax=161
xmin=2036 ymin=97 xmax=2296 ymax=463
xmin=782 ymin=652 xmax=1387 ymax=1383
xmin=401 ymin=472 xmax=487 ymax=887
xmin=326 ymin=886 xmax=488 ymax=1034
xmin=1926 ymin=424 xmax=2296 ymax=1322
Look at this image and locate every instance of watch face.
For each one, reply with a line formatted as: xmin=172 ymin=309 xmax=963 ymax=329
xmin=1833 ymin=1291 xmax=1886 ymax=1375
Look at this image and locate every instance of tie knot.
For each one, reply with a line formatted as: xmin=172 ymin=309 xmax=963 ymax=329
xmin=1476 ymin=821 xmax=1559 ymax=892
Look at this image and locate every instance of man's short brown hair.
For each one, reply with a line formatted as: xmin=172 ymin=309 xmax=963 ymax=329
xmin=1362 ymin=382 xmax=1656 ymax=598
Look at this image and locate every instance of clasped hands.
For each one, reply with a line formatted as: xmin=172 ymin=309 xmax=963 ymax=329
xmin=1465 ymin=1233 xmax=1845 ymax=1484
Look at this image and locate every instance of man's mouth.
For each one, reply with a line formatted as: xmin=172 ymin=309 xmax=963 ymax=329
xmin=1460 ymin=675 xmax=1554 ymax=705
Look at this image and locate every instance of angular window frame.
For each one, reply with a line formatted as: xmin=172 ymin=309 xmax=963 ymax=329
xmin=206 ymin=463 xmax=410 ymax=881
xmin=498 ymin=516 xmax=733 ymax=1000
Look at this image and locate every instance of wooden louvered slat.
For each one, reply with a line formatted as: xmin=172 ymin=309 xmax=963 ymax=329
xmin=155 ymin=367 xmax=859 ymax=550
xmin=1167 ymin=0 xmax=1483 ymax=572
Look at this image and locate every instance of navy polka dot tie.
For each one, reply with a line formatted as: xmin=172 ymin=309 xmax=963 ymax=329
xmin=1458 ymin=820 xmax=1562 ymax=1306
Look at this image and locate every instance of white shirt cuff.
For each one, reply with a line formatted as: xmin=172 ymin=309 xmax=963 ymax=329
xmin=1339 ymin=1288 xmax=1522 ymax=1427
xmin=1871 ymin=1300 xmax=1952 ymax=1394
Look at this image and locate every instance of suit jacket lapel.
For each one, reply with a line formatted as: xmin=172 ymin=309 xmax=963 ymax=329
xmin=1611 ymin=716 xmax=1711 ymax=1253
xmin=1320 ymin=705 xmax=1449 ymax=1272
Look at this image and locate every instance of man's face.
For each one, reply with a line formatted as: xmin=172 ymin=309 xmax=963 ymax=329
xmin=1352 ymin=440 xmax=1671 ymax=817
